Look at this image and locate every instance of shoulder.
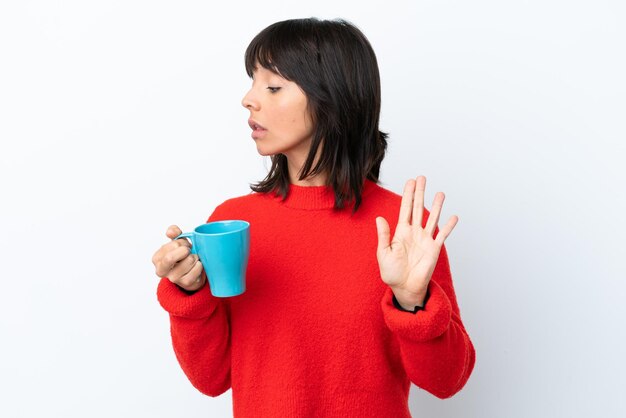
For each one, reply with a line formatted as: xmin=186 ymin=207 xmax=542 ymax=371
xmin=219 ymin=190 xmax=265 ymax=209
xmin=369 ymin=181 xmax=401 ymax=201
xmin=366 ymin=180 xmax=432 ymax=220
xmin=207 ymin=189 xmax=269 ymax=222
xmin=366 ymin=180 xmax=402 ymax=209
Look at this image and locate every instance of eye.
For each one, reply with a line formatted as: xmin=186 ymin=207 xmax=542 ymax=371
xmin=267 ymin=87 xmax=281 ymax=93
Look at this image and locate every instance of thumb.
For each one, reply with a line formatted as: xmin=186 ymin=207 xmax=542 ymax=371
xmin=166 ymin=225 xmax=182 ymax=240
xmin=375 ymin=216 xmax=391 ymax=254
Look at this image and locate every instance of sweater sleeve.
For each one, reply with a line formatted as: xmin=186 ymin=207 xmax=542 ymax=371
xmin=156 ymin=203 xmax=232 ymax=397
xmin=380 ymin=242 xmax=476 ymax=399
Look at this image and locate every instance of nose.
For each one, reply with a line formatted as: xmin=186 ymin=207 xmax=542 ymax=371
xmin=241 ymin=89 xmax=260 ymax=111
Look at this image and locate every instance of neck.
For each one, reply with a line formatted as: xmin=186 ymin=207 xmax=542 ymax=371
xmin=284 ymin=141 xmax=327 ymax=186
xmin=289 ymin=175 xmax=328 ymax=187
xmin=287 ymin=161 xmax=328 ymax=186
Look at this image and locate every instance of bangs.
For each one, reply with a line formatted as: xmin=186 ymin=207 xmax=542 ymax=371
xmin=245 ymin=37 xmax=278 ymax=77
xmin=244 ymin=19 xmax=313 ymax=80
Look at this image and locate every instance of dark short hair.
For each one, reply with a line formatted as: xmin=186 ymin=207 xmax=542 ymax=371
xmin=244 ymin=17 xmax=389 ymax=214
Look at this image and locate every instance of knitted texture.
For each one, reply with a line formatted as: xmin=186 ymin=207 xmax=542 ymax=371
xmin=157 ymin=179 xmax=475 ymax=417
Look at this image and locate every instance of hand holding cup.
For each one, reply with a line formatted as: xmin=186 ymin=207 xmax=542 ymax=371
xmin=152 ymin=225 xmax=206 ymax=292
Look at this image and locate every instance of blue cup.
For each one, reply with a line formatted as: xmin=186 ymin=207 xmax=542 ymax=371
xmin=175 ymin=220 xmax=250 ymax=297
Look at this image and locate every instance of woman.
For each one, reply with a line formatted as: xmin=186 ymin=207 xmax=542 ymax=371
xmin=152 ymin=17 xmax=475 ymax=417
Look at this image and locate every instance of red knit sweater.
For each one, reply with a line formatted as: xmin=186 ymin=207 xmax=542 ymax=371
xmin=157 ymin=179 xmax=475 ymax=417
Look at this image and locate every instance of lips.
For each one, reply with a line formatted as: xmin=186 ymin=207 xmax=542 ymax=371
xmin=248 ymin=118 xmax=267 ymax=140
xmin=248 ymin=119 xmax=267 ymax=131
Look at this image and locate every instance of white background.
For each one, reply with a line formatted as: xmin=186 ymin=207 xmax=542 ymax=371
xmin=1 ymin=1 xmax=625 ymax=417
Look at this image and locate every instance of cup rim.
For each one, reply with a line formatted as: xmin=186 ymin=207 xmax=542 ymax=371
xmin=194 ymin=220 xmax=250 ymax=235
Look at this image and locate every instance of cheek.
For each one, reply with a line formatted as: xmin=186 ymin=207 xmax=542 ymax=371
xmin=291 ymin=104 xmax=312 ymax=128
xmin=274 ymin=96 xmax=311 ymax=132
xmin=275 ymin=105 xmax=305 ymax=128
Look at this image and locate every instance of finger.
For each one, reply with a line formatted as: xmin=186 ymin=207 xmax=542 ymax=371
xmin=424 ymin=192 xmax=445 ymax=237
xmin=168 ymin=253 xmax=198 ymax=279
xmin=434 ymin=215 xmax=459 ymax=245
xmin=155 ymin=245 xmax=191 ymax=277
xmin=166 ymin=225 xmax=191 ymax=248
xmin=175 ymin=238 xmax=192 ymax=248
xmin=152 ymin=233 xmax=190 ymax=275
xmin=397 ymin=179 xmax=416 ymax=225
xmin=412 ymin=176 xmax=426 ymax=229
xmin=166 ymin=229 xmax=191 ymax=250
xmin=375 ymin=216 xmax=391 ymax=254
xmin=179 ymin=259 xmax=205 ymax=291
xmin=166 ymin=225 xmax=182 ymax=239
xmin=157 ymin=239 xmax=191 ymax=265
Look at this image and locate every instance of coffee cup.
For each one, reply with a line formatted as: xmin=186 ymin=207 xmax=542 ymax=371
xmin=175 ymin=220 xmax=250 ymax=297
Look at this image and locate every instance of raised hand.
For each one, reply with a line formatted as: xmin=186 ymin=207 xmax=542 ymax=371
xmin=375 ymin=176 xmax=458 ymax=310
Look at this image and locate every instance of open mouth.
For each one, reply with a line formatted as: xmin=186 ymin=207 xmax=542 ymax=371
xmin=249 ymin=119 xmax=267 ymax=139
xmin=248 ymin=119 xmax=267 ymax=131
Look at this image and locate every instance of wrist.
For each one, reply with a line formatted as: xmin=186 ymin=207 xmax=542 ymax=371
xmin=397 ymin=299 xmax=421 ymax=311
xmin=391 ymin=287 xmax=427 ymax=310
xmin=392 ymin=293 xmax=424 ymax=314
xmin=176 ymin=284 xmax=198 ymax=295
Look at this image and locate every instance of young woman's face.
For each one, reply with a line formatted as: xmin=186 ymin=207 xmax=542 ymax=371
xmin=241 ymin=66 xmax=315 ymax=159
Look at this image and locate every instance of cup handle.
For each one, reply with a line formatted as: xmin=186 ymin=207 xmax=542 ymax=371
xmin=174 ymin=232 xmax=197 ymax=255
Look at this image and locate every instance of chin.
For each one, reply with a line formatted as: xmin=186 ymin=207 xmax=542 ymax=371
xmin=255 ymin=147 xmax=275 ymax=157
xmin=255 ymin=145 xmax=269 ymax=156
xmin=255 ymin=143 xmax=284 ymax=157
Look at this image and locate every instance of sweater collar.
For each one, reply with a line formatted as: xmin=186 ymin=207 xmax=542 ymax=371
xmin=273 ymin=179 xmax=377 ymax=210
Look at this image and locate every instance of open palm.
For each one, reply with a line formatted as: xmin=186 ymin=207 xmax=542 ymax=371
xmin=376 ymin=176 xmax=458 ymax=307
